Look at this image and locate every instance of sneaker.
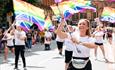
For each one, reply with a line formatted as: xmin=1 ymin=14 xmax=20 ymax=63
xmin=23 ymin=67 xmax=27 ymax=70
xmin=104 ymin=58 xmax=109 ymax=63
xmin=59 ymin=52 xmax=62 ymax=55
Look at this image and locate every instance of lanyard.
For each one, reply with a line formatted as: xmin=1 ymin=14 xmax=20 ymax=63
xmin=69 ymin=32 xmax=81 ymax=54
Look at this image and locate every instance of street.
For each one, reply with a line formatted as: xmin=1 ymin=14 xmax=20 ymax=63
xmin=0 ymin=40 xmax=115 ymax=70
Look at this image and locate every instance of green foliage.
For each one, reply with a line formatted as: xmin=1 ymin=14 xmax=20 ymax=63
xmin=26 ymin=0 xmax=37 ymax=5
xmin=0 ymin=0 xmax=4 ymax=4
xmin=0 ymin=0 xmax=13 ymax=22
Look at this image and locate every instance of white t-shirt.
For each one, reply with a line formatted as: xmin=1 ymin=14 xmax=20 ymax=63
xmin=7 ymin=34 xmax=14 ymax=46
xmin=14 ymin=30 xmax=26 ymax=45
xmin=44 ymin=31 xmax=52 ymax=44
xmin=56 ymin=35 xmax=64 ymax=42
xmin=93 ymin=31 xmax=104 ymax=43
xmin=65 ymin=31 xmax=95 ymax=57
xmin=64 ymin=33 xmax=74 ymax=51
xmin=45 ymin=31 xmax=52 ymax=38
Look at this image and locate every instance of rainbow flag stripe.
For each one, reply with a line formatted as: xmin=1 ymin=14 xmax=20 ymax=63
xmin=13 ymin=0 xmax=45 ymax=31
xmin=51 ymin=0 xmax=96 ymax=20
xmin=101 ymin=7 xmax=115 ymax=23
xmin=44 ymin=16 xmax=53 ymax=30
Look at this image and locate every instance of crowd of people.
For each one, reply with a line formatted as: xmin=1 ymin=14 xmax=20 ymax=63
xmin=0 ymin=16 xmax=115 ymax=70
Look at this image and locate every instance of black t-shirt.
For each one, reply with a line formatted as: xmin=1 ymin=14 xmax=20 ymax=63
xmin=26 ymin=33 xmax=32 ymax=40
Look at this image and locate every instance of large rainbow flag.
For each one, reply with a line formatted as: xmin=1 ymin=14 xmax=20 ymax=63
xmin=50 ymin=1 xmax=79 ymax=20
xmin=13 ymin=0 xmax=45 ymax=31
xmin=51 ymin=0 xmax=96 ymax=20
xmin=101 ymin=7 xmax=115 ymax=23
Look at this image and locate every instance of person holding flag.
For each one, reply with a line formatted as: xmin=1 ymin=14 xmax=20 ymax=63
xmin=56 ymin=15 xmax=96 ymax=70
xmin=12 ymin=24 xmax=27 ymax=70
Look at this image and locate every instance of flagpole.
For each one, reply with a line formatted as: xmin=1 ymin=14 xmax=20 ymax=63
xmin=1 ymin=20 xmax=16 ymax=40
xmin=54 ymin=1 xmax=68 ymax=31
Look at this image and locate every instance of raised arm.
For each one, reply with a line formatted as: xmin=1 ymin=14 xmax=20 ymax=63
xmin=55 ymin=19 xmax=68 ymax=39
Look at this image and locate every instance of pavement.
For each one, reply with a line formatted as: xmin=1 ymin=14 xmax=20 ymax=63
xmin=0 ymin=40 xmax=115 ymax=70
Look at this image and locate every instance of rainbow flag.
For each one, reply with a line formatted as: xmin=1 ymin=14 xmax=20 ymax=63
xmin=51 ymin=0 xmax=96 ymax=20
xmin=44 ymin=16 xmax=53 ymax=30
xmin=50 ymin=5 xmax=61 ymax=17
xmin=15 ymin=20 xmax=32 ymax=31
xmin=13 ymin=0 xmax=45 ymax=31
xmin=101 ymin=7 xmax=115 ymax=23
xmin=50 ymin=1 xmax=77 ymax=20
xmin=74 ymin=0 xmax=96 ymax=12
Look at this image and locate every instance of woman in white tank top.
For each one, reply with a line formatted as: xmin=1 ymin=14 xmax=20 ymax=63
xmin=92 ymin=26 xmax=109 ymax=62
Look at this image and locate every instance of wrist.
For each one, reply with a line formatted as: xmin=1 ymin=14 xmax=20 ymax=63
xmin=78 ymin=41 xmax=83 ymax=45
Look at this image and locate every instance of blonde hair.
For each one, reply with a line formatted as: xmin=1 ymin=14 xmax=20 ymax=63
xmin=78 ymin=19 xmax=91 ymax=37
xmin=95 ymin=26 xmax=102 ymax=31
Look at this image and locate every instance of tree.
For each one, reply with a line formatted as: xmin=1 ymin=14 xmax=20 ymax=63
xmin=26 ymin=0 xmax=37 ymax=5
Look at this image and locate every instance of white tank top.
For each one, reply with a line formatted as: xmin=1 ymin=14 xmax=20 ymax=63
xmin=93 ymin=31 xmax=104 ymax=43
xmin=7 ymin=34 xmax=14 ymax=46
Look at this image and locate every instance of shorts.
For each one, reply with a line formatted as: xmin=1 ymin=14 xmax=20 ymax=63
xmin=56 ymin=41 xmax=63 ymax=49
xmin=95 ymin=42 xmax=103 ymax=46
xmin=7 ymin=46 xmax=14 ymax=50
xmin=1 ymin=40 xmax=7 ymax=43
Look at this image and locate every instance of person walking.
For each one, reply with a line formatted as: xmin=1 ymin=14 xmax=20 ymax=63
xmin=92 ymin=26 xmax=109 ymax=62
xmin=3 ymin=30 xmax=15 ymax=63
xmin=44 ymin=29 xmax=52 ymax=50
xmin=39 ymin=30 xmax=45 ymax=45
xmin=55 ymin=34 xmax=64 ymax=55
xmin=56 ymin=18 xmax=96 ymax=70
xmin=107 ymin=28 xmax=113 ymax=45
xmin=13 ymin=25 xmax=27 ymax=70
xmin=0 ymin=29 xmax=3 ymax=53
xmin=26 ymin=30 xmax=33 ymax=51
